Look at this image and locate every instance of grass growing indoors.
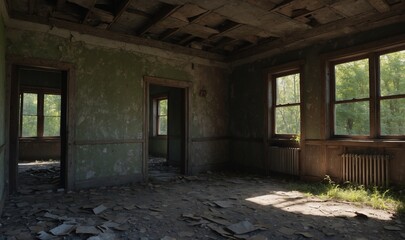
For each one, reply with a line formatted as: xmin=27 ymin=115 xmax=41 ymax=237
xmin=287 ymin=176 xmax=405 ymax=214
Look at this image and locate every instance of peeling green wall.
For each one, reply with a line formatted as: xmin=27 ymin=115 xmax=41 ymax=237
xmin=230 ymin=22 xmax=405 ymax=173
xmin=0 ymin=15 xmax=5 ymax=202
xmin=6 ymin=28 xmax=229 ymax=186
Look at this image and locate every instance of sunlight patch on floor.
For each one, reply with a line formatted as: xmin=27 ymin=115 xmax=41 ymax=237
xmin=245 ymin=191 xmax=392 ymax=221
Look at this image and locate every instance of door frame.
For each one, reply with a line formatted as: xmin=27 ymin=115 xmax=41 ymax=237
xmin=143 ymin=76 xmax=191 ymax=179
xmin=6 ymin=57 xmax=75 ymax=193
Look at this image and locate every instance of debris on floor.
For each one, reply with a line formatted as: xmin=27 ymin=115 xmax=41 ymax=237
xmin=1 ymin=173 xmax=403 ymax=239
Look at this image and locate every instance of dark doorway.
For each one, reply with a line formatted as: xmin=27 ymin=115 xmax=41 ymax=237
xmin=9 ymin=66 xmax=68 ymax=193
xmin=145 ymin=77 xmax=190 ymax=181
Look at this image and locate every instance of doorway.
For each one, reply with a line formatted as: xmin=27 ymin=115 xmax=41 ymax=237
xmin=144 ymin=77 xmax=190 ymax=181
xmin=9 ymin=64 xmax=69 ymax=193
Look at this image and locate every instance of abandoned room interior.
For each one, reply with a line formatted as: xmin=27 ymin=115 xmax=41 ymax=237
xmin=0 ymin=0 xmax=404 ymax=239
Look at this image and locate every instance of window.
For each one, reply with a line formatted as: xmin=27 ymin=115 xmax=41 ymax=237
xmin=156 ymin=98 xmax=168 ymax=136
xmin=330 ymin=48 xmax=405 ymax=138
xmin=20 ymin=90 xmax=61 ymax=138
xmin=269 ymin=68 xmax=301 ymax=138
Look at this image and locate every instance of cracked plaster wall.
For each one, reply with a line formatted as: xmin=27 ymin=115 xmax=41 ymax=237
xmin=6 ymin=27 xmax=230 ymax=187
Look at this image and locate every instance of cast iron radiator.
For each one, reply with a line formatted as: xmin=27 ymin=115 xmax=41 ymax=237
xmin=342 ymin=154 xmax=390 ymax=187
xmin=268 ymin=147 xmax=300 ymax=176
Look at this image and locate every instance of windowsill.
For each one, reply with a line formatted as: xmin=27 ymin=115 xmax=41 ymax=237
xmin=19 ymin=137 xmax=61 ymax=142
xmin=305 ymin=139 xmax=405 ymax=147
xmin=151 ymin=135 xmax=168 ymax=139
xmin=269 ymin=138 xmax=300 ymax=148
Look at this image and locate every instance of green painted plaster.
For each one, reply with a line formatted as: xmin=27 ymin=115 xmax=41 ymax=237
xmin=6 ymin=28 xmax=230 ymax=181
xmin=75 ymin=143 xmax=142 ymax=181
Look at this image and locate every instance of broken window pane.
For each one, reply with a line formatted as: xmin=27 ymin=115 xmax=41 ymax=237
xmin=335 ymin=58 xmax=369 ymax=101
xmin=22 ymin=93 xmax=38 ymax=137
xmin=334 ymin=101 xmax=369 ymax=135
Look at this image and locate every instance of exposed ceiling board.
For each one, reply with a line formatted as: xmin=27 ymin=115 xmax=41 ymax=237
xmin=214 ymin=1 xmax=270 ymax=26
xmin=159 ymin=0 xmax=229 ymax=10
xmin=275 ymin=0 xmax=326 ymax=17
xmin=157 ymin=16 xmax=188 ymax=29
xmin=296 ymin=7 xmax=344 ymax=25
xmin=193 ymin=12 xmax=226 ymax=29
xmin=222 ymin=25 xmax=267 ymax=43
xmin=331 ymin=0 xmax=375 ymax=17
xmin=171 ymin=3 xmax=207 ymax=22
xmin=367 ymin=0 xmax=391 ymax=12
xmin=244 ymin=0 xmax=279 ymax=10
xmin=7 ymin=0 xmax=405 ymax=57
xmin=258 ymin=12 xmax=311 ymax=37
xmin=129 ymin=0 xmax=163 ymax=14
xmin=67 ymin=0 xmax=95 ymax=9
xmin=180 ymin=23 xmax=219 ymax=39
xmin=109 ymin=11 xmax=148 ymax=33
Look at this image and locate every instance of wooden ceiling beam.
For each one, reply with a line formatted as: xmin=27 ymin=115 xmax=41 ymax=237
xmin=82 ymin=0 xmax=97 ymax=23
xmin=160 ymin=10 xmax=211 ymax=41
xmin=367 ymin=0 xmax=390 ymax=13
xmin=137 ymin=4 xmax=181 ymax=36
xmin=229 ymin=2 xmax=405 ymax=63
xmin=125 ymin=8 xmax=151 ymax=18
xmin=107 ymin=0 xmax=131 ymax=29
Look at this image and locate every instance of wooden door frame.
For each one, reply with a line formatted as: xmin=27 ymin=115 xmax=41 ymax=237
xmin=143 ymin=76 xmax=191 ymax=179
xmin=6 ymin=57 xmax=75 ymax=193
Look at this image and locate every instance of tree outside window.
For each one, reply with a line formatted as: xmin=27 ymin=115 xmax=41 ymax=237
xmin=157 ymin=98 xmax=168 ymax=136
xmin=269 ymin=68 xmax=301 ymax=138
xmin=20 ymin=90 xmax=61 ymax=138
xmin=331 ymin=49 xmax=405 ymax=138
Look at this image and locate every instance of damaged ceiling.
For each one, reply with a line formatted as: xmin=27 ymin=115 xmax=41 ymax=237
xmin=5 ymin=0 xmax=405 ymax=59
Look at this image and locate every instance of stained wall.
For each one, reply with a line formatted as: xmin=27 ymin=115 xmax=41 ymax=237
xmin=6 ymin=26 xmax=230 ymax=188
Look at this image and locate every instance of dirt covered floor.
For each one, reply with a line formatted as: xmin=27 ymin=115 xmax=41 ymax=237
xmin=1 ymin=173 xmax=404 ymax=240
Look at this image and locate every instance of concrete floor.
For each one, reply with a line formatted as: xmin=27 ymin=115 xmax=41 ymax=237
xmin=0 ymin=173 xmax=403 ymax=240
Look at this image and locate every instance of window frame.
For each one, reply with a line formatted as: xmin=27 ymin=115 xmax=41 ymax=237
xmin=153 ymin=95 xmax=168 ymax=137
xmin=268 ymin=64 xmax=303 ymax=140
xmin=19 ymin=87 xmax=61 ymax=139
xmin=329 ymin=45 xmax=405 ymax=140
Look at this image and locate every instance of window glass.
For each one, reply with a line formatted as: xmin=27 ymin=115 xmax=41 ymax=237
xmin=274 ymin=72 xmax=300 ymax=135
xmin=380 ymin=98 xmax=405 ymax=135
xmin=276 ymin=73 xmax=300 ymax=105
xmin=43 ymin=94 xmax=61 ymax=136
xmin=335 ymin=58 xmax=369 ymax=101
xmin=334 ymin=101 xmax=370 ymax=135
xmin=22 ymin=93 xmax=38 ymax=137
xmin=158 ymin=99 xmax=168 ymax=135
xmin=275 ymin=105 xmax=300 ymax=135
xmin=380 ymin=50 xmax=405 ymax=97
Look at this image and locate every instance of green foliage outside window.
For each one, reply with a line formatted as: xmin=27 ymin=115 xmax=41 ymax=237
xmin=20 ymin=92 xmax=61 ymax=138
xmin=380 ymin=50 xmax=405 ymax=135
xmin=275 ymin=73 xmax=300 ymax=135
xmin=333 ymin=50 xmax=405 ymax=136
xmin=44 ymin=94 xmax=61 ymax=137
xmin=158 ymin=99 xmax=168 ymax=135
xmin=21 ymin=93 xmax=38 ymax=137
